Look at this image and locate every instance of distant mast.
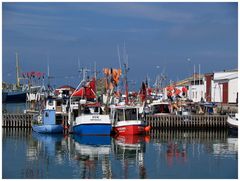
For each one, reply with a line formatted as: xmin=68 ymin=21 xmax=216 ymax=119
xmin=15 ymin=52 xmax=20 ymax=88
xmin=124 ymin=63 xmax=129 ymax=105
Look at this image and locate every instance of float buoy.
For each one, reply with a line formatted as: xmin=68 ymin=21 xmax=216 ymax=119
xmin=144 ymin=125 xmax=151 ymax=132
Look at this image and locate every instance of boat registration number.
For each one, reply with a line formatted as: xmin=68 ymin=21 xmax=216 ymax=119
xmin=91 ymin=116 xmax=100 ymax=120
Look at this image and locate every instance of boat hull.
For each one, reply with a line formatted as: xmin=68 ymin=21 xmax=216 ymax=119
xmin=113 ymin=124 xmax=145 ymax=135
xmin=5 ymin=91 xmax=26 ymax=103
xmin=2 ymin=92 xmax=8 ymax=103
xmin=227 ymin=116 xmax=238 ymax=129
xmin=72 ymin=124 xmax=112 ymax=135
xmin=32 ymin=124 xmax=63 ymax=133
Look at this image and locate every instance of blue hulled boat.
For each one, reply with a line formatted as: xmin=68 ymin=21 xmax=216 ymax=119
xmin=72 ymin=103 xmax=112 ymax=135
xmin=32 ymin=109 xmax=63 ymax=134
xmin=70 ymin=76 xmax=112 ymax=135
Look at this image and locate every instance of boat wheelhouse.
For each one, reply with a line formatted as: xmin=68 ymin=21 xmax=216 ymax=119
xmin=149 ymin=101 xmax=171 ymax=115
xmin=110 ymin=105 xmax=147 ymax=135
xmin=72 ymin=102 xmax=112 ymax=135
xmin=32 ymin=109 xmax=64 ymax=133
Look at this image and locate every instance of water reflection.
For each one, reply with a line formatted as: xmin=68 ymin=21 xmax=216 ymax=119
xmin=166 ymin=141 xmax=187 ymax=166
xmin=150 ymin=129 xmax=238 ymax=168
xmin=112 ymin=135 xmax=148 ymax=179
xmin=31 ymin=132 xmax=64 ymax=160
xmin=2 ymin=103 xmax=26 ymax=113
xmin=26 ymin=132 xmax=64 ymax=178
xmin=2 ymin=128 xmax=238 ymax=179
xmin=71 ymin=135 xmax=112 ymax=179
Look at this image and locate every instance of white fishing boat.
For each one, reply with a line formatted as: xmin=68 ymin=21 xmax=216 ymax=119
xmin=227 ymin=113 xmax=238 ymax=129
xmin=148 ymin=100 xmax=171 ymax=115
xmin=69 ymin=73 xmax=112 ymax=135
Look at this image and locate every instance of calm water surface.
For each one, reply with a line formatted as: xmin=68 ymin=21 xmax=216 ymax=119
xmin=2 ymin=103 xmax=26 ymax=113
xmin=2 ymin=128 xmax=238 ymax=179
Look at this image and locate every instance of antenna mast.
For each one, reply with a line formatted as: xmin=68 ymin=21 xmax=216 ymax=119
xmin=16 ymin=52 xmax=20 ymax=88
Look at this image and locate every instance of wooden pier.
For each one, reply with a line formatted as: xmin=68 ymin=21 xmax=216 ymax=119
xmin=2 ymin=113 xmax=33 ymax=128
xmin=145 ymin=114 xmax=228 ymax=128
xmin=2 ymin=113 xmax=69 ymax=133
xmin=2 ymin=113 xmax=228 ymax=129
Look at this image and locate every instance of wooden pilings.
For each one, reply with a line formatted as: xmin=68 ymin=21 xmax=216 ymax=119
xmin=2 ymin=114 xmax=33 ymax=128
xmin=145 ymin=114 xmax=228 ymax=129
xmin=149 ymin=129 xmax=228 ymax=141
xmin=2 ymin=113 xmax=228 ymax=129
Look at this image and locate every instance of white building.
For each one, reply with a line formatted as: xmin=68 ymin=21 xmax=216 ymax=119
xmin=165 ymin=69 xmax=238 ymax=104
xmin=210 ymin=70 xmax=238 ymax=104
xmin=166 ymin=74 xmax=205 ymax=102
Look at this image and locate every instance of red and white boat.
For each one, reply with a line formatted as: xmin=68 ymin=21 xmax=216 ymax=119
xmin=110 ymin=105 xmax=150 ymax=135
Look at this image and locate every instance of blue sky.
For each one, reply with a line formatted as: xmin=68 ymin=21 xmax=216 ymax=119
xmin=2 ymin=2 xmax=238 ymax=89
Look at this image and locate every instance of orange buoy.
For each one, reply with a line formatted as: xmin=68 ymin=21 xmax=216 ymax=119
xmin=144 ymin=125 xmax=151 ymax=132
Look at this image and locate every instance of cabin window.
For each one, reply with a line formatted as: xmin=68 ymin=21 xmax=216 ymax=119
xmin=83 ymin=107 xmax=91 ymax=114
xmin=57 ymin=101 xmax=61 ymax=106
xmin=94 ymin=107 xmax=99 ymax=113
xmin=48 ymin=100 xmax=53 ymax=106
xmin=153 ymin=105 xmax=170 ymax=114
xmin=116 ymin=109 xmax=124 ymax=122
xmin=125 ymin=109 xmax=137 ymax=120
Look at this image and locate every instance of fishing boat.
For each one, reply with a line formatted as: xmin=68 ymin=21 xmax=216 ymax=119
xmin=32 ymin=109 xmax=64 ymax=133
xmin=227 ymin=113 xmax=238 ymax=129
xmin=148 ymin=100 xmax=171 ymax=115
xmin=4 ymin=89 xmax=27 ymax=103
xmin=69 ymin=71 xmax=112 ymax=135
xmin=110 ymin=105 xmax=149 ymax=135
xmin=72 ymin=102 xmax=112 ymax=135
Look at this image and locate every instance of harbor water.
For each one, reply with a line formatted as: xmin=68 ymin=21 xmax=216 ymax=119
xmin=2 ymin=103 xmax=26 ymax=113
xmin=2 ymin=128 xmax=238 ymax=179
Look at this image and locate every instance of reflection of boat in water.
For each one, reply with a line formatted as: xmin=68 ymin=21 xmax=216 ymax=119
xmin=73 ymin=135 xmax=111 ymax=146
xmin=72 ymin=135 xmax=112 ymax=179
xmin=112 ymin=135 xmax=148 ymax=179
xmin=31 ymin=131 xmax=64 ymax=158
xmin=212 ymin=138 xmax=238 ymax=158
xmin=32 ymin=131 xmax=64 ymax=142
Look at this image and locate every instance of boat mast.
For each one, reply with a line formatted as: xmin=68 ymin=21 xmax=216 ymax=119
xmin=123 ymin=63 xmax=129 ymax=105
xmin=16 ymin=52 xmax=20 ymax=88
xmin=94 ymin=61 xmax=98 ymax=101
xmin=123 ymin=42 xmax=129 ymax=105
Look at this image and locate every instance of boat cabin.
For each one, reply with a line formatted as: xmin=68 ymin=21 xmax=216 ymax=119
xmin=82 ymin=104 xmax=103 ymax=115
xmin=149 ymin=102 xmax=171 ymax=115
xmin=46 ymin=97 xmax=69 ymax=114
xmin=111 ymin=106 xmax=140 ymax=123
xmin=198 ymin=102 xmax=216 ymax=115
xmin=42 ymin=109 xmax=62 ymax=125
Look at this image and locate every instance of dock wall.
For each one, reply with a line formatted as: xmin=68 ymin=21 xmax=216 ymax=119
xmin=2 ymin=113 xmax=228 ymax=129
xmin=2 ymin=114 xmax=33 ymax=128
xmin=145 ymin=115 xmax=228 ymax=128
